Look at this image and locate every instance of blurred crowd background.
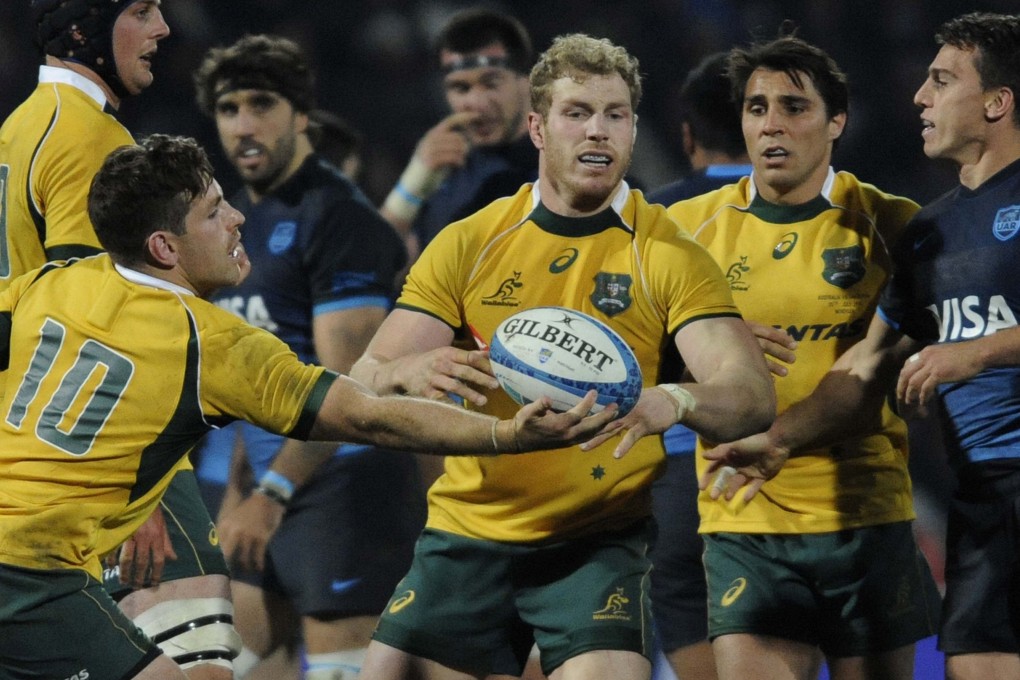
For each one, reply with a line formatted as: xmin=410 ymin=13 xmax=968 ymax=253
xmin=2 ymin=0 xmax=1013 ymax=208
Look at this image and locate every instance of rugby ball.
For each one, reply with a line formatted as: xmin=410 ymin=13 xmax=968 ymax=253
xmin=489 ymin=306 xmax=643 ymax=416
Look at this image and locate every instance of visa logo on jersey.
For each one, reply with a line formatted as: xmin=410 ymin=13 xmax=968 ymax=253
xmin=928 ymin=294 xmax=1018 ymax=341
xmin=215 ymin=295 xmax=279 ymax=333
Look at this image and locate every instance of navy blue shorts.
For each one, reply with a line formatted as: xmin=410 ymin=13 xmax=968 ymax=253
xmin=650 ymin=454 xmax=708 ymax=652
xmin=231 ymin=448 xmax=426 ymax=617
xmin=940 ymin=460 xmax=1020 ymax=654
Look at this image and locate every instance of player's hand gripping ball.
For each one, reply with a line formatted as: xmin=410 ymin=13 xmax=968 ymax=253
xmin=489 ymin=306 xmax=643 ymax=416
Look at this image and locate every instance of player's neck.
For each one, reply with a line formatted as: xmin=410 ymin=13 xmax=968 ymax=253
xmin=45 ymin=55 xmax=120 ymax=110
xmin=957 ymin=133 xmax=1020 ymax=190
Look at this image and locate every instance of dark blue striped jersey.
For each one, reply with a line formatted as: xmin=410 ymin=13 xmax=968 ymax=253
xmin=202 ymin=154 xmax=405 ymax=476
xmin=879 ymin=157 xmax=1020 ymax=466
xmin=210 ymin=154 xmax=405 ymax=363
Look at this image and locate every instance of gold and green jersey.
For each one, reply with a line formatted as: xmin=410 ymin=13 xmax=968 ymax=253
xmin=0 ymin=67 xmax=130 ymax=286
xmin=0 ymin=256 xmax=334 ymax=577
xmin=398 ymin=182 xmax=739 ymax=543
xmin=667 ymin=170 xmax=920 ymax=534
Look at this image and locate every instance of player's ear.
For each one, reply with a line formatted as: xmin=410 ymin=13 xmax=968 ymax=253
xmin=145 ymin=231 xmax=179 ymax=268
xmin=295 ymin=109 xmax=310 ymax=135
xmin=985 ymin=86 xmax=1014 ymax=124
xmin=528 ymin=111 xmax=545 ymax=149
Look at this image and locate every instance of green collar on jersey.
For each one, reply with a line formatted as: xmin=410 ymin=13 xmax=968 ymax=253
xmin=748 ymin=192 xmax=833 ymax=224
xmin=528 ymin=201 xmax=630 ymax=237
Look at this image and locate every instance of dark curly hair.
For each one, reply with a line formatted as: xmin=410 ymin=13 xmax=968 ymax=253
xmin=89 ymin=135 xmax=213 ymax=264
xmin=434 ymin=8 xmax=533 ymax=74
xmin=193 ymin=34 xmax=315 ymax=117
xmin=727 ymin=33 xmax=848 ymax=121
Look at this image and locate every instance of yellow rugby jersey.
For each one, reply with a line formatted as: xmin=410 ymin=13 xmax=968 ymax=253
xmin=0 ymin=256 xmax=334 ymax=578
xmin=667 ymin=170 xmax=919 ymax=534
xmin=0 ymin=66 xmax=128 ymax=286
xmin=398 ymin=182 xmax=739 ymax=543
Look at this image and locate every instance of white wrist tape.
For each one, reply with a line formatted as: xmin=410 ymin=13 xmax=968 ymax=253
xmin=382 ymin=156 xmax=449 ymax=222
xmin=656 ymin=383 xmax=696 ymax=424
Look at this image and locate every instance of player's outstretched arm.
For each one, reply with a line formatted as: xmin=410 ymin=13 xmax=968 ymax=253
xmin=584 ymin=316 xmax=776 ymax=459
xmin=309 ymin=377 xmax=621 ymax=455
xmin=702 ymin=314 xmax=920 ymax=501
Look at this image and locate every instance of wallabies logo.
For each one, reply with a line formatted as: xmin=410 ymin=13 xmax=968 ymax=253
xmin=590 ymin=273 xmax=632 ymax=317
xmin=821 ymin=246 xmax=865 ymax=289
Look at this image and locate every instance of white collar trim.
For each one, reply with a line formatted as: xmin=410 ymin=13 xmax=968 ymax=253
xmin=39 ymin=65 xmax=109 ymax=109
xmin=115 ymin=263 xmax=195 ymax=296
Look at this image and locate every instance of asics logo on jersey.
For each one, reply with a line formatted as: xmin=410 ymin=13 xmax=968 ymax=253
xmin=993 ymin=205 xmax=1020 ymax=241
xmin=721 ymin=577 xmax=747 ymax=607
xmin=549 ymin=248 xmax=579 ymax=273
xmin=389 ymin=590 xmax=416 ymax=613
xmin=929 ymin=294 xmax=1018 ymax=342
xmin=63 ymin=670 xmax=90 ymax=680
xmin=481 ymin=272 xmax=523 ymax=307
xmin=772 ymin=232 xmax=798 ymax=260
xmin=592 ymin=587 xmax=632 ymax=621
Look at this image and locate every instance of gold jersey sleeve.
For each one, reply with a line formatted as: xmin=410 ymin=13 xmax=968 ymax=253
xmin=0 ymin=73 xmax=131 ymax=286
xmin=668 ymin=172 xmax=920 ymax=534
xmin=0 ymin=257 xmax=333 ymax=577
xmin=399 ymin=184 xmax=740 ymax=543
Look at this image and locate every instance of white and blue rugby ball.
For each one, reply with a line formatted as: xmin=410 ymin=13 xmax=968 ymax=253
xmin=489 ymin=306 xmax=643 ymax=416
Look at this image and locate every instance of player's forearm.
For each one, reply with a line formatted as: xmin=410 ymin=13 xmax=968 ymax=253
xmin=767 ymin=338 xmax=898 ymax=454
xmin=966 ymin=326 xmax=1020 ymax=369
xmin=679 ymin=373 xmax=776 ymax=444
xmin=768 ymin=370 xmax=888 ymax=455
xmin=311 ymin=388 xmax=509 ymax=455
xmin=266 ymin=439 xmax=336 ymax=489
xmin=379 ymin=155 xmax=448 ymax=236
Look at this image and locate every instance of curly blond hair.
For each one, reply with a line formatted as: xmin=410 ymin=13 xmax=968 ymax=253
xmin=529 ymin=33 xmax=642 ymax=117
